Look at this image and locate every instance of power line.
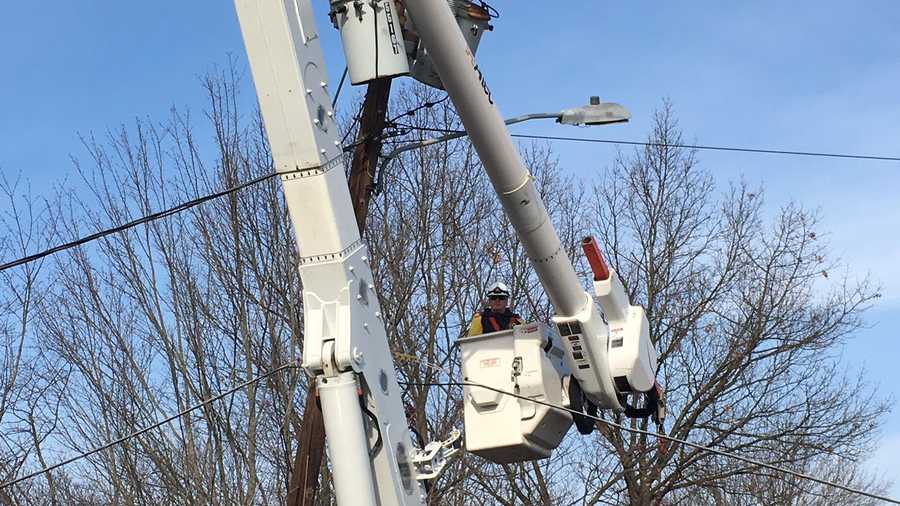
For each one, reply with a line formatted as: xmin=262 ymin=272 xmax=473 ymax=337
xmin=395 ymin=125 xmax=900 ymax=163
xmin=511 ymin=133 xmax=900 ymax=162
xmin=0 ymin=363 xmax=298 ymax=491
xmin=340 ymin=94 xmax=445 ymax=152
xmin=0 ymin=171 xmax=278 ymax=273
xmin=386 ymin=95 xmax=449 ymax=125
xmin=402 ymin=380 xmax=900 ymax=505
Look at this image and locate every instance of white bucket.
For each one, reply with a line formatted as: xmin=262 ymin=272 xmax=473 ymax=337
xmin=458 ymin=322 xmax=572 ymax=463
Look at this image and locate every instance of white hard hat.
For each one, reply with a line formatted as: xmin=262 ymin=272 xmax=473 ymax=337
xmin=485 ymin=281 xmax=510 ymax=298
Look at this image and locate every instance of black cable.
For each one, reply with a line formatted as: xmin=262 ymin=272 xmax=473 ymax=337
xmin=480 ymin=1 xmax=500 ymax=18
xmin=363 ymin=96 xmax=450 ymax=195
xmin=373 ymin=0 xmax=379 ymax=78
xmin=400 ymin=381 xmax=900 ymax=505
xmin=395 ymin=125 xmax=900 ymax=163
xmin=386 ymin=95 xmax=449 ymax=125
xmin=0 ymin=363 xmax=299 ymax=491
xmin=0 ymin=171 xmax=278 ymax=273
xmin=361 ymin=401 xmax=384 ymax=457
xmin=341 ymin=103 xmax=364 ymax=147
xmin=342 ymin=127 xmax=410 ymax=154
xmin=331 ymin=66 xmax=349 ymax=110
xmin=339 ymin=88 xmax=428 ymax=150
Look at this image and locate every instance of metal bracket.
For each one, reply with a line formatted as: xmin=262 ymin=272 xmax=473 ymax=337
xmin=411 ymin=429 xmax=461 ymax=481
xmin=511 ymin=355 xmax=523 ymax=394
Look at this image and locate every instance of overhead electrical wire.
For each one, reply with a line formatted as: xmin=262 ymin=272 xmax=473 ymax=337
xmin=386 ymin=95 xmax=450 ymax=125
xmin=400 ymin=379 xmax=900 ymax=505
xmin=0 ymin=363 xmax=299 ymax=491
xmin=0 ymin=171 xmax=278 ymax=273
xmin=339 ymin=94 xmax=443 ymax=152
xmin=395 ymin=124 xmax=900 ymax=163
xmin=509 ymin=133 xmax=900 ymax=162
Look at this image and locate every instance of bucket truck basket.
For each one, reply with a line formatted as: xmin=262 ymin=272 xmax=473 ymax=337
xmin=458 ymin=322 xmax=573 ymax=463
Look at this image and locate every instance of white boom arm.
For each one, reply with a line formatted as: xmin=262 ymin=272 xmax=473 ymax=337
xmin=400 ymin=0 xmax=657 ymax=410
xmin=401 ymin=0 xmax=662 ymax=461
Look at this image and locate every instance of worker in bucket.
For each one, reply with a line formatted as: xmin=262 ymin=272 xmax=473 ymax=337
xmin=468 ymin=281 xmax=523 ymax=335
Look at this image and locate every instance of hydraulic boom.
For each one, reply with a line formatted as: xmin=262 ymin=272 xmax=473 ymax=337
xmin=234 ymin=0 xmax=662 ymax=503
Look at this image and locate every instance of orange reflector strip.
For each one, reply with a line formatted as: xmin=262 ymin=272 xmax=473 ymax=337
xmin=582 ymin=236 xmax=610 ymax=281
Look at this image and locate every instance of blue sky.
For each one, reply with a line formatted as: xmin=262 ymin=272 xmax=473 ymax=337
xmin=2 ymin=0 xmax=899 ymax=496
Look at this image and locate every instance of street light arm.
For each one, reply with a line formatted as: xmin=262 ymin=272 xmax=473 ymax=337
xmin=374 ymin=111 xmax=562 ymax=193
xmin=380 ymin=111 xmax=561 ymax=162
xmin=504 ymin=112 xmax=563 ymax=123
xmin=377 ymin=98 xmax=631 ymax=165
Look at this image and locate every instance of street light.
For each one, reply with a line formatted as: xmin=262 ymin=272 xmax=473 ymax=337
xmin=378 ymin=96 xmax=630 ymax=166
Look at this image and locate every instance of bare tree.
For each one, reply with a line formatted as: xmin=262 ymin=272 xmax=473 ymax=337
xmin=1 ymin=67 xmax=309 ymax=504
xmin=0 ymin=176 xmax=68 ymax=506
xmin=581 ymin=102 xmax=889 ymax=505
xmin=0 ymin=69 xmax=890 ymax=506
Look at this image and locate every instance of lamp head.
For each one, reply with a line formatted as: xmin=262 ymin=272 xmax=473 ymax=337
xmin=558 ymin=98 xmax=630 ymax=126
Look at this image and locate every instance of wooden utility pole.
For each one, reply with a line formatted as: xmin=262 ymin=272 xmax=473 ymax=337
xmin=348 ymin=77 xmax=394 ymax=232
xmin=285 ymin=388 xmax=325 ymax=506
xmin=286 ymin=76 xmax=394 ymax=506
